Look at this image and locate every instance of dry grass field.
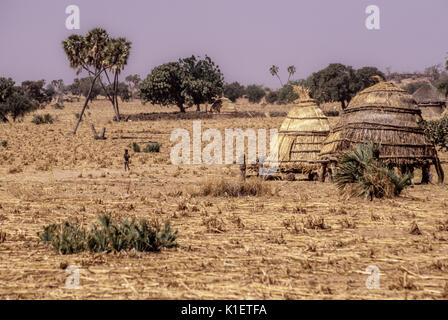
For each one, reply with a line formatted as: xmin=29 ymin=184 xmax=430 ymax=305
xmin=1 ymin=99 xmax=448 ymax=300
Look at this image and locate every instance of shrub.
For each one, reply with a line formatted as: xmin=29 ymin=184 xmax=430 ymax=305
xmin=38 ymin=215 xmax=178 ymax=255
xmin=276 ymin=84 xmax=299 ymax=104
xmin=419 ymin=115 xmax=448 ymax=151
xmin=1 ymin=140 xmax=7 ymax=148
xmin=194 ymin=177 xmax=275 ymax=197
xmin=32 ymin=113 xmax=54 ymax=125
xmin=52 ymin=102 xmax=65 ymax=109
xmin=143 ymin=142 xmax=161 ymax=153
xmin=265 ymin=91 xmax=278 ymax=104
xmin=245 ymin=85 xmax=266 ymax=103
xmin=332 ymin=143 xmax=412 ymax=200
xmin=132 ymin=142 xmax=141 ymax=153
xmin=223 ymin=82 xmax=245 ymax=102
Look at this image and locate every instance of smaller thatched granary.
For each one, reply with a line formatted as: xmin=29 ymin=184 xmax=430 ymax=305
xmin=274 ymin=86 xmax=330 ymax=177
xmin=319 ymin=80 xmax=444 ymax=183
xmin=412 ymin=82 xmax=446 ymax=118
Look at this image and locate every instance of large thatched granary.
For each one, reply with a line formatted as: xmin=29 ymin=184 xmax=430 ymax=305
xmin=319 ymin=81 xmax=444 ymax=183
xmin=275 ymin=86 xmax=330 ymax=176
xmin=412 ymin=82 xmax=446 ymax=118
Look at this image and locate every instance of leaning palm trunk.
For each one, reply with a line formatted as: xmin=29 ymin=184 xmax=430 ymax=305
xmin=73 ymin=73 xmax=101 ymax=134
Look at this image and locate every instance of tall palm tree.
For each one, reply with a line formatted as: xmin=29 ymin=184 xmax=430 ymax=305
xmin=269 ymin=65 xmax=283 ymax=86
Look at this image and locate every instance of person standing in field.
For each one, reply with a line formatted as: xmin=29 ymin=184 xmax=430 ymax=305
xmin=124 ymin=149 xmax=130 ymax=171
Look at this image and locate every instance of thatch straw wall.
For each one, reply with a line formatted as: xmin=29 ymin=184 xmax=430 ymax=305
xmin=412 ymin=82 xmax=446 ymax=119
xmin=320 ymin=82 xmax=437 ymax=167
xmin=276 ymin=98 xmax=330 ymax=172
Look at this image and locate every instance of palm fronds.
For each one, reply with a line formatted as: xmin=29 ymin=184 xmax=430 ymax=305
xmin=333 ymin=143 xmax=412 ymax=200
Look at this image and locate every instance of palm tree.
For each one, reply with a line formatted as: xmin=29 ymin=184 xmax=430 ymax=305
xmin=269 ymin=65 xmax=283 ymax=86
xmin=62 ymin=28 xmax=131 ymax=133
xmin=62 ymin=28 xmax=110 ymax=134
xmin=287 ymin=65 xmax=296 ymax=82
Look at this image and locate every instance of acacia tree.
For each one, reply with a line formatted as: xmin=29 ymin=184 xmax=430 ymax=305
xmin=62 ymin=28 xmax=131 ymax=134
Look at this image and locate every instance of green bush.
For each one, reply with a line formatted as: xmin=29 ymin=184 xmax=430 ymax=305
xmin=143 ymin=142 xmax=160 ymax=153
xmin=1 ymin=140 xmax=7 ymax=148
xmin=419 ymin=115 xmax=448 ymax=151
xmin=245 ymin=85 xmax=266 ymax=103
xmin=132 ymin=142 xmax=141 ymax=153
xmin=223 ymin=82 xmax=245 ymax=102
xmin=332 ymin=143 xmax=412 ymax=200
xmin=32 ymin=113 xmax=54 ymax=125
xmin=276 ymin=84 xmax=299 ymax=104
xmin=38 ymin=215 xmax=178 ymax=255
xmin=265 ymin=91 xmax=278 ymax=104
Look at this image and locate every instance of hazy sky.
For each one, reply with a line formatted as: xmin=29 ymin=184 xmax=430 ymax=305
xmin=0 ymin=0 xmax=447 ymax=88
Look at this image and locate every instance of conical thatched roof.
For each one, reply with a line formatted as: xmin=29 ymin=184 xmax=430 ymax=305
xmin=275 ymin=86 xmax=330 ymax=172
xmin=319 ymin=81 xmax=437 ymax=166
xmin=413 ymin=82 xmax=445 ymax=104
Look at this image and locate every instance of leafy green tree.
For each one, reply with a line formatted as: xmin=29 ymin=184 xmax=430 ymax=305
xmin=180 ymin=55 xmax=224 ymax=111
xmin=265 ymin=91 xmax=278 ymax=104
xmin=1 ymin=91 xmax=39 ymax=122
xmin=139 ymin=55 xmax=224 ymax=112
xmin=403 ymin=81 xmax=427 ymax=95
xmin=437 ymin=76 xmax=448 ymax=97
xmin=354 ymin=67 xmax=385 ymax=92
xmin=0 ymin=77 xmax=41 ymax=122
xmin=125 ymin=74 xmax=142 ymax=99
xmin=67 ymin=78 xmax=82 ymax=97
xmin=78 ymin=77 xmax=102 ymax=99
xmin=277 ymin=84 xmax=299 ymax=104
xmin=223 ymin=82 xmax=245 ymax=102
xmin=308 ymin=64 xmax=383 ymax=109
xmin=21 ymin=80 xmax=51 ymax=105
xmin=139 ymin=62 xmax=186 ymax=112
xmin=245 ymin=84 xmax=265 ymax=103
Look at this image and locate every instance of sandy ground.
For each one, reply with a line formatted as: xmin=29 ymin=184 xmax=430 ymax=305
xmin=0 ymin=99 xmax=448 ymax=299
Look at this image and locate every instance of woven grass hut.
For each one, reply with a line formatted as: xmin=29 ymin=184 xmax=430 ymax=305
xmin=319 ymin=81 xmax=444 ymax=183
xmin=413 ymin=82 xmax=446 ymax=118
xmin=275 ymin=86 xmax=330 ymax=177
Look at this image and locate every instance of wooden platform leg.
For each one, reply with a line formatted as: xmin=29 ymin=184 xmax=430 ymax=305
xmin=421 ymin=163 xmax=430 ymax=184
xmin=319 ymin=163 xmax=327 ymax=182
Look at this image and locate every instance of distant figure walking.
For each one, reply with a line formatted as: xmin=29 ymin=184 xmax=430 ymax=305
xmin=124 ymin=149 xmax=130 ymax=171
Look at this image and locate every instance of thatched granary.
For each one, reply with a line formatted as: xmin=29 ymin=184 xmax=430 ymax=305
xmin=319 ymin=81 xmax=444 ymax=183
xmin=412 ymin=82 xmax=446 ymax=118
xmin=275 ymin=86 xmax=330 ymax=176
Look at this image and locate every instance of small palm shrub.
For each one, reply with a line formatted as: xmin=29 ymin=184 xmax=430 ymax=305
xmin=132 ymin=142 xmax=141 ymax=153
xmin=38 ymin=215 xmax=178 ymax=255
xmin=332 ymin=143 xmax=412 ymax=200
xmin=32 ymin=113 xmax=54 ymax=125
xmin=143 ymin=142 xmax=160 ymax=153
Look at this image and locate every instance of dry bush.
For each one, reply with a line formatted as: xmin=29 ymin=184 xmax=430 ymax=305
xmin=202 ymin=216 xmax=226 ymax=233
xmin=192 ymin=177 xmax=276 ymax=197
xmin=303 ymin=216 xmax=330 ymax=230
